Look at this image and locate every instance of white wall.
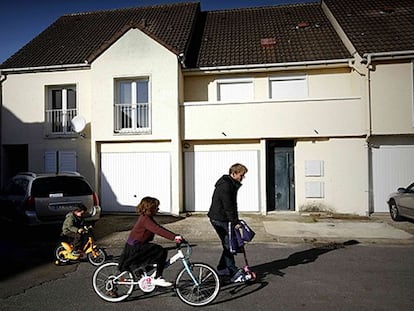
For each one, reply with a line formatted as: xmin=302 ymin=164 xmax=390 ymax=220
xmin=295 ymin=138 xmax=369 ymax=215
xmin=370 ymin=61 xmax=414 ymax=135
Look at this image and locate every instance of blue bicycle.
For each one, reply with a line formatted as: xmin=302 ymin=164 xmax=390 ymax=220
xmin=92 ymin=241 xmax=220 ymax=306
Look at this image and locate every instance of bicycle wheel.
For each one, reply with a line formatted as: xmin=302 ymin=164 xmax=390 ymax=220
xmin=175 ymin=262 xmax=220 ymax=307
xmin=87 ymin=247 xmax=107 ymax=266
xmin=92 ymin=262 xmax=134 ymax=302
xmin=55 ymin=245 xmax=69 ymax=264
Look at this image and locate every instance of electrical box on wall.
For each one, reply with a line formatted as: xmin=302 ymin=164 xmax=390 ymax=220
xmin=305 ymin=160 xmax=324 ymax=177
xmin=305 ymin=181 xmax=325 ymax=198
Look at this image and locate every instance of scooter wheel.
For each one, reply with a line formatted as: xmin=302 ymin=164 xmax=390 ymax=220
xmin=250 ymin=271 xmax=256 ymax=281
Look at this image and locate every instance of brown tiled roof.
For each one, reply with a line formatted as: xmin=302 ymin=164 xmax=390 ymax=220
xmin=0 ymin=2 xmax=200 ymax=70
xmin=324 ymin=0 xmax=414 ymax=56
xmin=192 ymin=2 xmax=351 ymax=68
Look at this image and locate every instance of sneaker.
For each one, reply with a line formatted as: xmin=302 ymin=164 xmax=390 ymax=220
xmin=217 ymin=268 xmax=231 ymax=276
xmin=230 ymin=269 xmax=248 ymax=283
xmin=152 ymin=277 xmax=173 ymax=287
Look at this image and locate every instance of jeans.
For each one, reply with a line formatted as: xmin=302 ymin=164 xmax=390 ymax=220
xmin=210 ymin=219 xmax=238 ymax=275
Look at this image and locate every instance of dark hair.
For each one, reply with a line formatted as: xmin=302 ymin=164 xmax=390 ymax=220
xmin=74 ymin=204 xmax=87 ymax=213
xmin=136 ymin=196 xmax=160 ymax=216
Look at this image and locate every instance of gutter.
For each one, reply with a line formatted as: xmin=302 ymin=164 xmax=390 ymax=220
xmin=0 ymin=62 xmax=90 ymax=74
xmin=362 ymin=50 xmax=414 ymax=64
xmin=184 ymin=58 xmax=353 ymax=75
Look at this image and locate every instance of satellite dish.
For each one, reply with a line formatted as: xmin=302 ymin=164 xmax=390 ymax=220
xmin=71 ymin=115 xmax=86 ymax=133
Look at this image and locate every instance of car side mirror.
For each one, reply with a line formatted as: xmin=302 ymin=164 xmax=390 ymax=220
xmin=397 ymin=187 xmax=407 ymax=193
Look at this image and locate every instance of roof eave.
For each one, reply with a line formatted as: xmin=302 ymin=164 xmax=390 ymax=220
xmin=184 ymin=58 xmax=353 ymax=75
xmin=0 ymin=62 xmax=90 ymax=74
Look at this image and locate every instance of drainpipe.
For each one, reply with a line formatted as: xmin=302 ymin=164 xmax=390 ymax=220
xmin=361 ymin=57 xmax=373 ymax=215
xmin=0 ymin=71 xmax=7 ymax=187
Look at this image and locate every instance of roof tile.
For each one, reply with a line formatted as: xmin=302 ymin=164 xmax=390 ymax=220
xmin=194 ymin=2 xmax=350 ymax=68
xmin=0 ymin=2 xmax=200 ymax=69
xmin=324 ymin=0 xmax=414 ymax=55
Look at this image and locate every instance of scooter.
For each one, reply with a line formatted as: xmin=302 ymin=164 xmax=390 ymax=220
xmin=54 ymin=226 xmax=107 ymax=266
xmin=241 ymin=245 xmax=256 ymax=281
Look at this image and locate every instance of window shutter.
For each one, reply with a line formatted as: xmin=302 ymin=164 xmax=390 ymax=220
xmin=59 ymin=151 xmax=77 ymax=172
xmin=44 ymin=151 xmax=57 ymax=173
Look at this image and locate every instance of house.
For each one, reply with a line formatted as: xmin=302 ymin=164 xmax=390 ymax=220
xmin=1 ymin=0 xmax=413 ymax=216
xmin=322 ymin=0 xmax=414 ymax=214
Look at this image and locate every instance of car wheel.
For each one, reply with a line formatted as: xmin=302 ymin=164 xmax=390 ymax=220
xmin=389 ymin=200 xmax=402 ymax=221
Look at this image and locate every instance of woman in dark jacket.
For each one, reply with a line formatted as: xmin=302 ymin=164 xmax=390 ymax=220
xmin=208 ymin=163 xmax=248 ymax=283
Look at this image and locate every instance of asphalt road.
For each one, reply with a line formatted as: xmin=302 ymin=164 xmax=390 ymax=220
xmin=2 ymin=240 xmax=414 ymax=310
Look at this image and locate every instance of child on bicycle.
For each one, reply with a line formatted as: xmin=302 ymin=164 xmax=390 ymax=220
xmin=61 ymin=205 xmax=88 ymax=256
xmin=119 ymin=196 xmax=184 ymax=287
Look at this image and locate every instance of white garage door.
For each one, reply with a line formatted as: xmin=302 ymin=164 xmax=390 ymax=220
xmin=372 ymin=145 xmax=414 ymax=213
xmin=184 ymin=150 xmax=260 ymax=212
xmin=100 ymin=152 xmax=171 ymax=213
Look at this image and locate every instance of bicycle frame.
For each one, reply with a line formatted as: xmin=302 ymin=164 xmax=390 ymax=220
xmin=92 ymin=242 xmax=220 ymax=306
xmin=112 ymin=244 xmax=193 ymax=287
xmin=166 ymin=247 xmax=200 ymax=287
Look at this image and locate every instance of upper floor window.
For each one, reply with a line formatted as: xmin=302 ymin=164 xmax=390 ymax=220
xmin=45 ymin=85 xmax=77 ymax=135
xmin=115 ymin=78 xmax=150 ymax=133
xmin=269 ymin=75 xmax=308 ymax=100
xmin=217 ymin=78 xmax=253 ymax=102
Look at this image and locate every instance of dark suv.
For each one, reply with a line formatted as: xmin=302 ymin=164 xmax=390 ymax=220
xmin=0 ymin=172 xmax=101 ymax=226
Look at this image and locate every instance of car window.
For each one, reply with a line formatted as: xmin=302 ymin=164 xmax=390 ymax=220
xmin=31 ymin=176 xmax=93 ymax=197
xmin=2 ymin=178 xmax=28 ymax=196
xmin=407 ymin=184 xmax=414 ymax=193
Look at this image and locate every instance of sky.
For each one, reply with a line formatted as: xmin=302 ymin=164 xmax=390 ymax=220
xmin=0 ymin=0 xmax=312 ymax=64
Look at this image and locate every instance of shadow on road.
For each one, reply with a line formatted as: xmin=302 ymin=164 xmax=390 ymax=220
xmin=253 ymin=240 xmax=360 ymax=279
xmin=0 ymin=214 xmax=184 ymax=280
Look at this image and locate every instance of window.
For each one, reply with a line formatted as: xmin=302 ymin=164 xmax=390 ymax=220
xmin=45 ymin=85 xmax=77 ymax=135
xmin=2 ymin=178 xmax=28 ymax=196
xmin=269 ymin=75 xmax=308 ymax=100
xmin=217 ymin=78 xmax=253 ymax=102
xmin=31 ymin=176 xmax=92 ymax=197
xmin=115 ymin=78 xmax=150 ymax=133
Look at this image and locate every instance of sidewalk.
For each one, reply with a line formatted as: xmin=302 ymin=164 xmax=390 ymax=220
xmin=96 ymin=212 xmax=414 ymax=247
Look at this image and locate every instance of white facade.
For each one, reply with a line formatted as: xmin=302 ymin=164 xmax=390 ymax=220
xmin=1 ymin=16 xmax=413 ymax=217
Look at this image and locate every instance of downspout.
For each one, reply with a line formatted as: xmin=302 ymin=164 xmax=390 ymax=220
xmin=362 ymin=56 xmax=373 ymax=215
xmin=0 ymin=71 xmax=8 ymax=187
xmin=349 ymin=55 xmax=373 ymax=216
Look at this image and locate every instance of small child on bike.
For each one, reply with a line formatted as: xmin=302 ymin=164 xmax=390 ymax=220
xmin=61 ymin=205 xmax=88 ymax=256
xmin=118 ymin=196 xmax=184 ymax=287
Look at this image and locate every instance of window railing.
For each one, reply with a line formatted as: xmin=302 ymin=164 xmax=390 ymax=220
xmin=114 ymin=103 xmax=149 ymax=133
xmin=45 ymin=108 xmax=77 ymax=134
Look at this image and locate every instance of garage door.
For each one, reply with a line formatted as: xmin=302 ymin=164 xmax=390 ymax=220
xmin=100 ymin=152 xmax=171 ymax=213
xmin=372 ymin=146 xmax=414 ymax=213
xmin=184 ymin=150 xmax=260 ymax=212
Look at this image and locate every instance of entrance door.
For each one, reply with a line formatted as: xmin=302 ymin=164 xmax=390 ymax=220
xmin=2 ymin=145 xmax=28 ymax=183
xmin=267 ymin=141 xmax=295 ymax=211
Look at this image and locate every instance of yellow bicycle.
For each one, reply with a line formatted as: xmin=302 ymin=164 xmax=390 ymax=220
xmin=54 ymin=226 xmax=107 ymax=266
